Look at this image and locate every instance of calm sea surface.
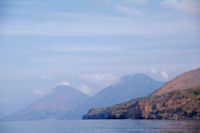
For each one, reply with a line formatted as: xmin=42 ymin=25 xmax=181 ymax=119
xmin=0 ymin=120 xmax=200 ymax=133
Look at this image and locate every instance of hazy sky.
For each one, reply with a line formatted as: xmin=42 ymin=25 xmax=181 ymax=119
xmin=0 ymin=0 xmax=200 ymax=118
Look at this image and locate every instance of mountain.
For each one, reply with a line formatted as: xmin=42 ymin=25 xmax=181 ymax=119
xmin=83 ymin=87 xmax=200 ymax=120
xmin=2 ymin=86 xmax=89 ymax=121
xmin=151 ymin=68 xmax=200 ymax=96
xmin=79 ymin=73 xmax=163 ymax=115
xmin=2 ymin=73 xmax=163 ymax=120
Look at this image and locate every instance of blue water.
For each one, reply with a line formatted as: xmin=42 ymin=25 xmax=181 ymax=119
xmin=0 ymin=120 xmax=200 ymax=133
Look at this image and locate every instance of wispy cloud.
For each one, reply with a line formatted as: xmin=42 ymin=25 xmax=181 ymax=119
xmin=0 ymin=98 xmax=9 ymax=103
xmin=32 ymin=88 xmax=50 ymax=96
xmin=114 ymin=5 xmax=143 ymax=16
xmin=46 ymin=45 xmax=123 ymax=53
xmin=77 ymin=84 xmax=91 ymax=95
xmin=1 ymin=0 xmax=200 ymax=36
xmin=80 ymin=73 xmax=119 ymax=86
xmin=150 ymin=68 xmax=157 ymax=74
xmin=40 ymin=76 xmax=54 ymax=80
xmin=1 ymin=15 xmax=199 ymax=36
xmin=57 ymin=81 xmax=70 ymax=86
xmin=121 ymin=0 xmax=149 ymax=5
xmin=161 ymin=0 xmax=200 ymax=15
xmin=160 ymin=71 xmax=169 ymax=80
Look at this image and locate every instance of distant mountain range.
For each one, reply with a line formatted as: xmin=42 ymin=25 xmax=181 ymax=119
xmin=2 ymin=86 xmax=89 ymax=120
xmin=2 ymin=73 xmax=163 ymax=120
xmin=79 ymin=73 xmax=163 ymax=114
xmin=83 ymin=68 xmax=200 ymax=120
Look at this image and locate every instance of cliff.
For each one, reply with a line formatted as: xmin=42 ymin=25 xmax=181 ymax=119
xmin=83 ymin=87 xmax=200 ymax=120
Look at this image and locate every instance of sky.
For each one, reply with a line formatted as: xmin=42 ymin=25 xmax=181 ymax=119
xmin=0 ymin=0 xmax=200 ymax=118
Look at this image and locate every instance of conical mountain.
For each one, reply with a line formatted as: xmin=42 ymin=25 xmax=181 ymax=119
xmin=3 ymin=86 xmax=89 ymax=120
xmin=83 ymin=73 xmax=164 ymax=109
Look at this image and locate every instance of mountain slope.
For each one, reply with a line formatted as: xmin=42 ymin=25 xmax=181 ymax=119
xmin=151 ymin=68 xmax=200 ymax=96
xmin=83 ymin=87 xmax=200 ymax=120
xmin=79 ymin=74 xmax=163 ymax=115
xmin=3 ymin=86 xmax=89 ymax=120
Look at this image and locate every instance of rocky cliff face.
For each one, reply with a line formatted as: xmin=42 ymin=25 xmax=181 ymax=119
xmin=83 ymin=87 xmax=200 ymax=120
xmin=151 ymin=68 xmax=200 ymax=96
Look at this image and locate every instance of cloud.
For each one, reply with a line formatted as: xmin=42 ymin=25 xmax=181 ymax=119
xmin=32 ymin=88 xmax=50 ymax=96
xmin=1 ymin=1 xmax=199 ymax=37
xmin=104 ymin=0 xmax=145 ymax=16
xmin=161 ymin=0 xmax=200 ymax=15
xmin=46 ymin=45 xmax=122 ymax=53
xmin=122 ymin=0 xmax=148 ymax=5
xmin=57 ymin=81 xmax=70 ymax=86
xmin=1 ymin=14 xmax=199 ymax=36
xmin=0 ymin=99 xmax=9 ymax=103
xmin=150 ymin=68 xmax=157 ymax=74
xmin=114 ymin=5 xmax=142 ymax=16
xmin=40 ymin=76 xmax=53 ymax=80
xmin=78 ymin=84 xmax=91 ymax=95
xmin=81 ymin=73 xmax=119 ymax=86
xmin=160 ymin=71 xmax=169 ymax=80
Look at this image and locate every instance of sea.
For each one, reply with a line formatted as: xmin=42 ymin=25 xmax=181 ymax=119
xmin=0 ymin=120 xmax=200 ymax=133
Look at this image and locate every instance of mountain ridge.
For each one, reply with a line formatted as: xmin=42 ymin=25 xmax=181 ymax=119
xmin=83 ymin=87 xmax=200 ymax=120
xmin=2 ymin=86 xmax=90 ymax=120
xmin=151 ymin=67 xmax=200 ymax=96
xmin=83 ymin=68 xmax=200 ymax=120
xmin=2 ymin=73 xmax=164 ymax=120
xmin=78 ymin=73 xmax=164 ymax=117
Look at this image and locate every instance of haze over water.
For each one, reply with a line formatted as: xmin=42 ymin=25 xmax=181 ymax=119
xmin=0 ymin=120 xmax=200 ymax=133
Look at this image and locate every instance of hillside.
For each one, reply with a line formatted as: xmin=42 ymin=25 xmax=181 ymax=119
xmin=3 ymin=86 xmax=89 ymax=120
xmin=83 ymin=87 xmax=200 ymax=120
xmin=151 ymin=68 xmax=200 ymax=96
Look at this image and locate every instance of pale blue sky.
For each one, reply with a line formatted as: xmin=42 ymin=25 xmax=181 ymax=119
xmin=0 ymin=0 xmax=200 ymax=118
